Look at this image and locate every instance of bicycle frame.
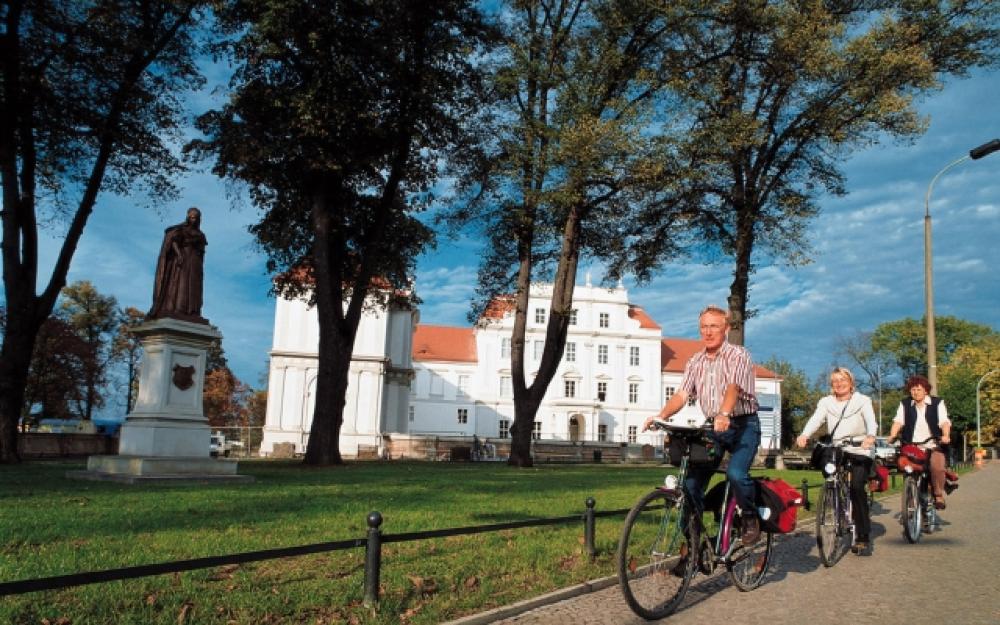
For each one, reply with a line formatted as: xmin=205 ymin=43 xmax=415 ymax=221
xmin=618 ymin=421 xmax=772 ymax=620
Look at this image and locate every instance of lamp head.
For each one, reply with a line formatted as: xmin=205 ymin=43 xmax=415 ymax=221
xmin=969 ymin=139 xmax=1000 ymax=160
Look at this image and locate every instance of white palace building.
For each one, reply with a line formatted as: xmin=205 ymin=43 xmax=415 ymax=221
xmin=260 ymin=281 xmax=783 ymax=459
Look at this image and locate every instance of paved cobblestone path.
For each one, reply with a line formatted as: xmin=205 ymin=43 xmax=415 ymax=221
xmin=492 ymin=463 xmax=1000 ymax=625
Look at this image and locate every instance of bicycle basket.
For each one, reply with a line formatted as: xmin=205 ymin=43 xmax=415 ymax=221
xmin=809 ymin=438 xmax=839 ymax=471
xmin=667 ymin=434 xmax=718 ymax=467
xmin=898 ymin=444 xmax=927 ymax=473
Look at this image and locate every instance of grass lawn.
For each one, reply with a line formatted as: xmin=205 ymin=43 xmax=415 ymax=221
xmin=0 ymin=459 xmax=861 ymax=624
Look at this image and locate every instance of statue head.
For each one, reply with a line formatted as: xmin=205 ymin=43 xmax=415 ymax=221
xmin=186 ymin=207 xmax=201 ymax=228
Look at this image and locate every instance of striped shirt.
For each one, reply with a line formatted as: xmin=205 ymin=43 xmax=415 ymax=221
xmin=680 ymin=341 xmax=758 ymax=418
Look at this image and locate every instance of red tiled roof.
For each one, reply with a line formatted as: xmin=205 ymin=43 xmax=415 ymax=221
xmin=481 ymin=295 xmax=515 ymax=320
xmin=412 ymin=325 xmax=477 ymax=363
xmin=628 ymin=305 xmax=661 ymax=330
xmin=661 ymin=338 xmax=778 ymax=379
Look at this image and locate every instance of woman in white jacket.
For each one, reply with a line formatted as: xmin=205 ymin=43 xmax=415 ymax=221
xmin=796 ymin=367 xmax=877 ymax=555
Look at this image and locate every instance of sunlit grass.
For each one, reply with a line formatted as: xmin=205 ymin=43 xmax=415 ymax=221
xmin=1 ymin=459 xmax=835 ymax=624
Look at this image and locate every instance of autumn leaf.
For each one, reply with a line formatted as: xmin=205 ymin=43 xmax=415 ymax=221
xmin=406 ymin=575 xmax=437 ymax=596
xmin=177 ymin=601 xmax=193 ymax=624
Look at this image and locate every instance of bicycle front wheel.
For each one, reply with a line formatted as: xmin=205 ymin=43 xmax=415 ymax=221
xmin=816 ymin=483 xmax=848 ymax=566
xmin=617 ymin=489 xmax=695 ymax=620
xmin=726 ymin=515 xmax=772 ymax=591
xmin=902 ymin=477 xmax=922 ymax=543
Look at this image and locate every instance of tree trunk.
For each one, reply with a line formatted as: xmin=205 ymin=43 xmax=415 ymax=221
xmin=727 ymin=202 xmax=755 ymax=347
xmin=303 ymin=321 xmax=350 ymax=466
xmin=508 ymin=205 xmax=581 ymax=467
xmin=0 ymin=321 xmax=42 ymax=463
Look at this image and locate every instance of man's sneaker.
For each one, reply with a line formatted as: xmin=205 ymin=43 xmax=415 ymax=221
xmin=741 ymin=515 xmax=760 ymax=545
xmin=668 ymin=543 xmax=690 ymax=577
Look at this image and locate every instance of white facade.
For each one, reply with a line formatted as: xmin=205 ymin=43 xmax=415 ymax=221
xmin=260 ymin=293 xmax=417 ymax=457
xmin=261 ymin=282 xmax=783 ymax=456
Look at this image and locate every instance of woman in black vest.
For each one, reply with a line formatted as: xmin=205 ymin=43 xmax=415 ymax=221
xmin=888 ymin=375 xmax=952 ymax=509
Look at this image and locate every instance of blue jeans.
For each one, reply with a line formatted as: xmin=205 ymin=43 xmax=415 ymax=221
xmin=684 ymin=414 xmax=761 ymax=520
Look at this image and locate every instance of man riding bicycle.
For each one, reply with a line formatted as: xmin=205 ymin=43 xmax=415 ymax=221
xmin=643 ymin=305 xmax=761 ymax=545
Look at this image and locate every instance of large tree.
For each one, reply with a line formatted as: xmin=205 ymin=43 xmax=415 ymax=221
xmin=111 ymin=306 xmax=146 ymax=414
xmin=447 ymin=0 xmax=687 ymax=466
xmin=870 ymin=316 xmax=997 ymax=382
xmin=190 ymin=0 xmax=490 ymax=464
xmin=938 ymin=335 xmax=1000 ymax=446
xmin=58 ymin=280 xmax=118 ymax=420
xmin=638 ymin=0 xmax=1000 ymax=345
xmin=0 ymin=0 xmax=205 ymax=462
xmin=23 ymin=315 xmax=89 ymax=423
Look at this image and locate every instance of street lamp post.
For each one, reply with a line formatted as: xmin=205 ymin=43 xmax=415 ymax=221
xmin=923 ymin=139 xmax=1000 ymax=393
xmin=976 ymin=369 xmax=999 ymax=450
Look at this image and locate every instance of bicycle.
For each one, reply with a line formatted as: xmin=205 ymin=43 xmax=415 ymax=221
xmin=811 ymin=437 xmax=871 ymax=565
xmin=896 ymin=436 xmax=945 ymax=543
xmin=617 ymin=419 xmax=772 ymax=620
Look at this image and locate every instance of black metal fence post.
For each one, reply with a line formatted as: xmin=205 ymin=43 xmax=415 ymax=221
xmin=800 ymin=479 xmax=810 ymax=511
xmin=583 ymin=498 xmax=596 ymax=560
xmin=363 ymin=511 xmax=383 ymax=608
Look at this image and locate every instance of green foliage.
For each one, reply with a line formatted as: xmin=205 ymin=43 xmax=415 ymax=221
xmin=189 ymin=0 xmax=492 ymax=464
xmin=58 ymin=281 xmax=120 ymax=420
xmin=449 ymin=0 xmax=685 ymax=318
xmin=871 ymin=316 xmax=998 ymax=382
xmin=1 ymin=0 xmax=206 ymax=462
xmin=938 ymin=335 xmax=1000 ymax=444
xmin=633 ymin=0 xmax=1000 ymax=343
xmin=23 ymin=316 xmax=89 ymax=421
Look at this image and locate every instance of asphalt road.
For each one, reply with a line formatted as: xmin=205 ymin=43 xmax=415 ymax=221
xmin=452 ymin=462 xmax=1000 ymax=625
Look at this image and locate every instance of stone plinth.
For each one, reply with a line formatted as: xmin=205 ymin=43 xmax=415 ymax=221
xmin=70 ymin=455 xmax=252 ymax=484
xmin=70 ymin=318 xmax=251 ymax=483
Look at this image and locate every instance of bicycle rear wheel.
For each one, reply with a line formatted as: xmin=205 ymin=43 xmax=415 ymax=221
xmin=726 ymin=512 xmax=772 ymax=591
xmin=902 ymin=476 xmax=922 ymax=543
xmin=816 ymin=483 xmax=849 ymax=566
xmin=617 ymin=489 xmax=695 ymax=620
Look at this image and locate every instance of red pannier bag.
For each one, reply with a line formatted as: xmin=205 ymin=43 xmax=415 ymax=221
xmin=868 ymin=464 xmax=890 ymax=492
xmin=755 ymin=477 xmax=804 ymax=534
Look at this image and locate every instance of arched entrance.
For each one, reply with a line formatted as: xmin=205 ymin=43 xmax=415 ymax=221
xmin=568 ymin=414 xmax=585 ymax=442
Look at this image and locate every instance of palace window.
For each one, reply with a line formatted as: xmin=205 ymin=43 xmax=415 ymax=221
xmin=499 ymin=419 xmax=510 ymax=439
xmin=565 ymin=342 xmax=576 ymax=362
xmin=629 ymin=346 xmax=640 ymax=366
xmin=457 ymin=408 xmax=468 ymax=424
xmin=599 ymin=312 xmax=609 ymax=328
xmin=597 ymin=381 xmax=607 ymax=402
xmin=564 ymin=380 xmax=577 ymax=398
xmin=500 ymin=376 xmax=512 ymax=398
xmin=598 ymin=345 xmax=608 ymax=364
xmin=598 ymin=424 xmax=608 ymax=442
xmin=535 ymin=308 xmax=546 ymax=324
xmin=532 ymin=421 xmax=542 ymax=440
xmin=628 ymin=425 xmax=638 ymax=443
xmin=629 ymin=383 xmax=639 ymax=404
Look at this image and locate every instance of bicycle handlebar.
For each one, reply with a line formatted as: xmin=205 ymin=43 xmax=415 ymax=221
xmin=647 ymin=416 xmax=715 ymax=433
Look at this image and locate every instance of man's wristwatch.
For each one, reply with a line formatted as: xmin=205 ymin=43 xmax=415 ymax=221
xmin=718 ymin=411 xmax=731 ymax=419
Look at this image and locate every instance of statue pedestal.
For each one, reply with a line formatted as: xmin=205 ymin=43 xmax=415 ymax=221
xmin=71 ymin=319 xmax=251 ymax=483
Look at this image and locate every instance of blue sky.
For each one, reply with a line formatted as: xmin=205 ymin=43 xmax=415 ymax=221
xmin=25 ymin=64 xmax=1000 ymax=414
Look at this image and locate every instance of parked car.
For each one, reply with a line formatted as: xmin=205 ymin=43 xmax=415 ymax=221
xmin=874 ymin=436 xmax=898 ymax=467
xmin=210 ymin=432 xmax=232 ymax=457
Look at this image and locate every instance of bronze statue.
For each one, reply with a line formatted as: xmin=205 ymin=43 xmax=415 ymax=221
xmin=148 ymin=207 xmax=208 ymax=323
